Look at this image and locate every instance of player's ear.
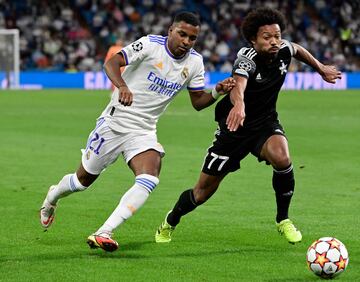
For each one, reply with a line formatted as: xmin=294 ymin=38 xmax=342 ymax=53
xmin=168 ymin=25 xmax=174 ymax=35
xmin=250 ymin=36 xmax=256 ymax=46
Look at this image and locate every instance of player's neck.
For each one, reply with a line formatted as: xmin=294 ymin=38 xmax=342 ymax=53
xmin=166 ymin=40 xmax=186 ymax=59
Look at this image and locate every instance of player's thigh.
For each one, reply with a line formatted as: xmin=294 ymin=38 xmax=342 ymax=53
xmin=124 ymin=133 xmax=165 ymax=177
xmin=81 ymin=118 xmax=125 ymax=175
xmin=202 ymin=128 xmax=249 ymax=175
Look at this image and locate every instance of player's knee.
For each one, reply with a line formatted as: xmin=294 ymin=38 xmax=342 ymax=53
xmin=69 ymin=173 xmax=89 ymax=192
xmin=135 ymin=174 xmax=159 ymax=193
xmin=272 ymin=164 xmax=295 ymax=196
xmin=272 ymin=155 xmax=291 ymax=170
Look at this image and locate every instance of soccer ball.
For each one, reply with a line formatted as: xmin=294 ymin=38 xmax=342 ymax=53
xmin=306 ymin=237 xmax=349 ymax=279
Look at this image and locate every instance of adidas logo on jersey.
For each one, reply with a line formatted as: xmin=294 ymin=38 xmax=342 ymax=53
xmin=255 ymin=73 xmax=262 ymax=80
xmin=155 ymin=62 xmax=163 ymax=70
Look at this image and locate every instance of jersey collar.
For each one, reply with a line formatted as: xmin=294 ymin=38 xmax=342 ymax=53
xmin=165 ymin=37 xmax=189 ymax=60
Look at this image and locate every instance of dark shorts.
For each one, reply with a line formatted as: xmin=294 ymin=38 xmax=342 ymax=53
xmin=202 ymin=119 xmax=286 ymax=176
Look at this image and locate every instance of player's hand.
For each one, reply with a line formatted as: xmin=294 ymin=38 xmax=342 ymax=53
xmin=226 ymin=102 xmax=245 ymax=131
xmin=118 ymin=85 xmax=133 ymax=106
xmin=319 ymin=65 xmax=342 ymax=84
xmin=215 ymin=77 xmax=236 ymax=94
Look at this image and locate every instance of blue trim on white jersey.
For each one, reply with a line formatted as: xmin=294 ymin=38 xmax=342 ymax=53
xmin=149 ymin=35 xmax=166 ymax=40
xmin=164 ymin=37 xmax=187 ymax=60
xmin=149 ymin=39 xmax=165 ymax=45
xmin=120 ymin=50 xmax=128 ymax=65
xmin=187 ymin=86 xmax=205 ymax=91
xmin=149 ymin=35 xmax=165 ymax=45
xmin=149 ymin=35 xmax=166 ymax=41
xmin=136 ymin=177 xmax=157 ymax=192
xmin=190 ymin=49 xmax=202 ymax=58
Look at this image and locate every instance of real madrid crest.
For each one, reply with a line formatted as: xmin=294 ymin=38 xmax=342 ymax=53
xmin=181 ymin=67 xmax=189 ymax=79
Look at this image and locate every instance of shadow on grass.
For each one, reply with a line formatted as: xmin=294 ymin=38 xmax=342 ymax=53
xmin=0 ymin=239 xmax=285 ymax=262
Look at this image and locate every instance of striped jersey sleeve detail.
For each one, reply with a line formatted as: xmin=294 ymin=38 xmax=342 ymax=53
xmin=280 ymin=40 xmax=295 ymax=56
xmin=240 ymin=47 xmax=257 ymax=60
xmin=190 ymin=49 xmax=202 ymax=58
xmin=149 ymin=35 xmax=166 ymax=45
xmin=233 ymin=47 xmax=257 ymax=78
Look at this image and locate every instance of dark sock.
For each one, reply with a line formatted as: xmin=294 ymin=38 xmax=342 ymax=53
xmin=272 ymin=164 xmax=295 ymax=223
xmin=167 ymin=189 xmax=198 ymax=226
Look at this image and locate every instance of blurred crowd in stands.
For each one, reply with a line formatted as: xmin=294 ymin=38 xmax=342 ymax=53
xmin=0 ymin=0 xmax=359 ymax=72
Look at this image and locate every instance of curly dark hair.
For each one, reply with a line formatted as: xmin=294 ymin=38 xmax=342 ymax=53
xmin=241 ymin=7 xmax=286 ymax=43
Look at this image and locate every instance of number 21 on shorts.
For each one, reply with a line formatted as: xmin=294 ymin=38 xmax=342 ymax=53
xmin=87 ymin=132 xmax=105 ymax=155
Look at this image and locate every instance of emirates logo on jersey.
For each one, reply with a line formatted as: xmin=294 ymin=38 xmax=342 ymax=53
xmin=181 ymin=67 xmax=189 ymax=79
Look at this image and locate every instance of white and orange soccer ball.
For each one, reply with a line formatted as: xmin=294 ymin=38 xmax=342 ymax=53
xmin=306 ymin=237 xmax=349 ymax=279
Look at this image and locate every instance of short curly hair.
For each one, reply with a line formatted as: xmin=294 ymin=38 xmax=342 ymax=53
xmin=173 ymin=11 xmax=200 ymax=27
xmin=241 ymin=7 xmax=286 ymax=43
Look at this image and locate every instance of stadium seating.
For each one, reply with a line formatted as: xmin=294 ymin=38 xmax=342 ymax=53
xmin=0 ymin=0 xmax=358 ymax=72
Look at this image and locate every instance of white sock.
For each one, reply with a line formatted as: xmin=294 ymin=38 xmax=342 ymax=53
xmin=97 ymin=174 xmax=159 ymax=234
xmin=47 ymin=173 xmax=86 ymax=205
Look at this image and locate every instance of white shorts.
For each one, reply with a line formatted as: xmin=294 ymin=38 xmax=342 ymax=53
xmin=81 ymin=118 xmax=165 ymax=175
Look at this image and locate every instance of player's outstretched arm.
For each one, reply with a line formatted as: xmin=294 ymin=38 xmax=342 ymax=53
xmin=104 ymin=53 xmax=133 ymax=106
xmin=226 ymin=75 xmax=247 ymax=131
xmin=188 ymin=77 xmax=235 ymax=111
xmin=292 ymin=42 xmax=342 ymax=84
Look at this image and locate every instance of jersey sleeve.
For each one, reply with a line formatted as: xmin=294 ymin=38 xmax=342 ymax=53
xmin=187 ymin=58 xmax=205 ymax=91
xmin=119 ymin=36 xmax=150 ymax=66
xmin=232 ymin=48 xmax=257 ymax=78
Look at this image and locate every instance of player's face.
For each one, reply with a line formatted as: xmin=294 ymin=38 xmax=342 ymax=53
xmin=167 ymin=21 xmax=200 ymax=57
xmin=251 ymin=24 xmax=282 ymax=57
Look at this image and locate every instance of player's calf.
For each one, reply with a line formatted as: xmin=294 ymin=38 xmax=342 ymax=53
xmin=272 ymin=164 xmax=295 ymax=222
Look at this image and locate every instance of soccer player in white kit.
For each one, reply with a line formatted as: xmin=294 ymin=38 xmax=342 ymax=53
xmin=40 ymin=12 xmax=235 ymax=252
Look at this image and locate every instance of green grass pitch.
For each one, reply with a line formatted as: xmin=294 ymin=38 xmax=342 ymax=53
xmin=0 ymin=89 xmax=359 ymax=281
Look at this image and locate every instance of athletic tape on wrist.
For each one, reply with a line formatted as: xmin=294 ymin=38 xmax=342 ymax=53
xmin=211 ymin=88 xmax=220 ymax=100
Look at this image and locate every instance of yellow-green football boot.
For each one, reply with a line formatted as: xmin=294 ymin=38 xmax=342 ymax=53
xmin=276 ymin=219 xmax=302 ymax=244
xmin=155 ymin=211 xmax=175 ymax=243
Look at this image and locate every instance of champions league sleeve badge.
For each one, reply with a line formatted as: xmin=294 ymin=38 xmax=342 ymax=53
xmin=238 ymin=60 xmax=252 ymax=72
xmin=132 ymin=41 xmax=143 ymax=52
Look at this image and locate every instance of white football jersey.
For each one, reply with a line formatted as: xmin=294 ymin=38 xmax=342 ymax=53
xmin=100 ymin=35 xmax=205 ymax=133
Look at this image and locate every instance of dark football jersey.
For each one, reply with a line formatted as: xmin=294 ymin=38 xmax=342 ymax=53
xmin=215 ymin=40 xmax=294 ymax=130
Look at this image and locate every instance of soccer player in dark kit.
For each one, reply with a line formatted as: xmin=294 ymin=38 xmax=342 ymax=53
xmin=155 ymin=7 xmax=342 ymax=244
